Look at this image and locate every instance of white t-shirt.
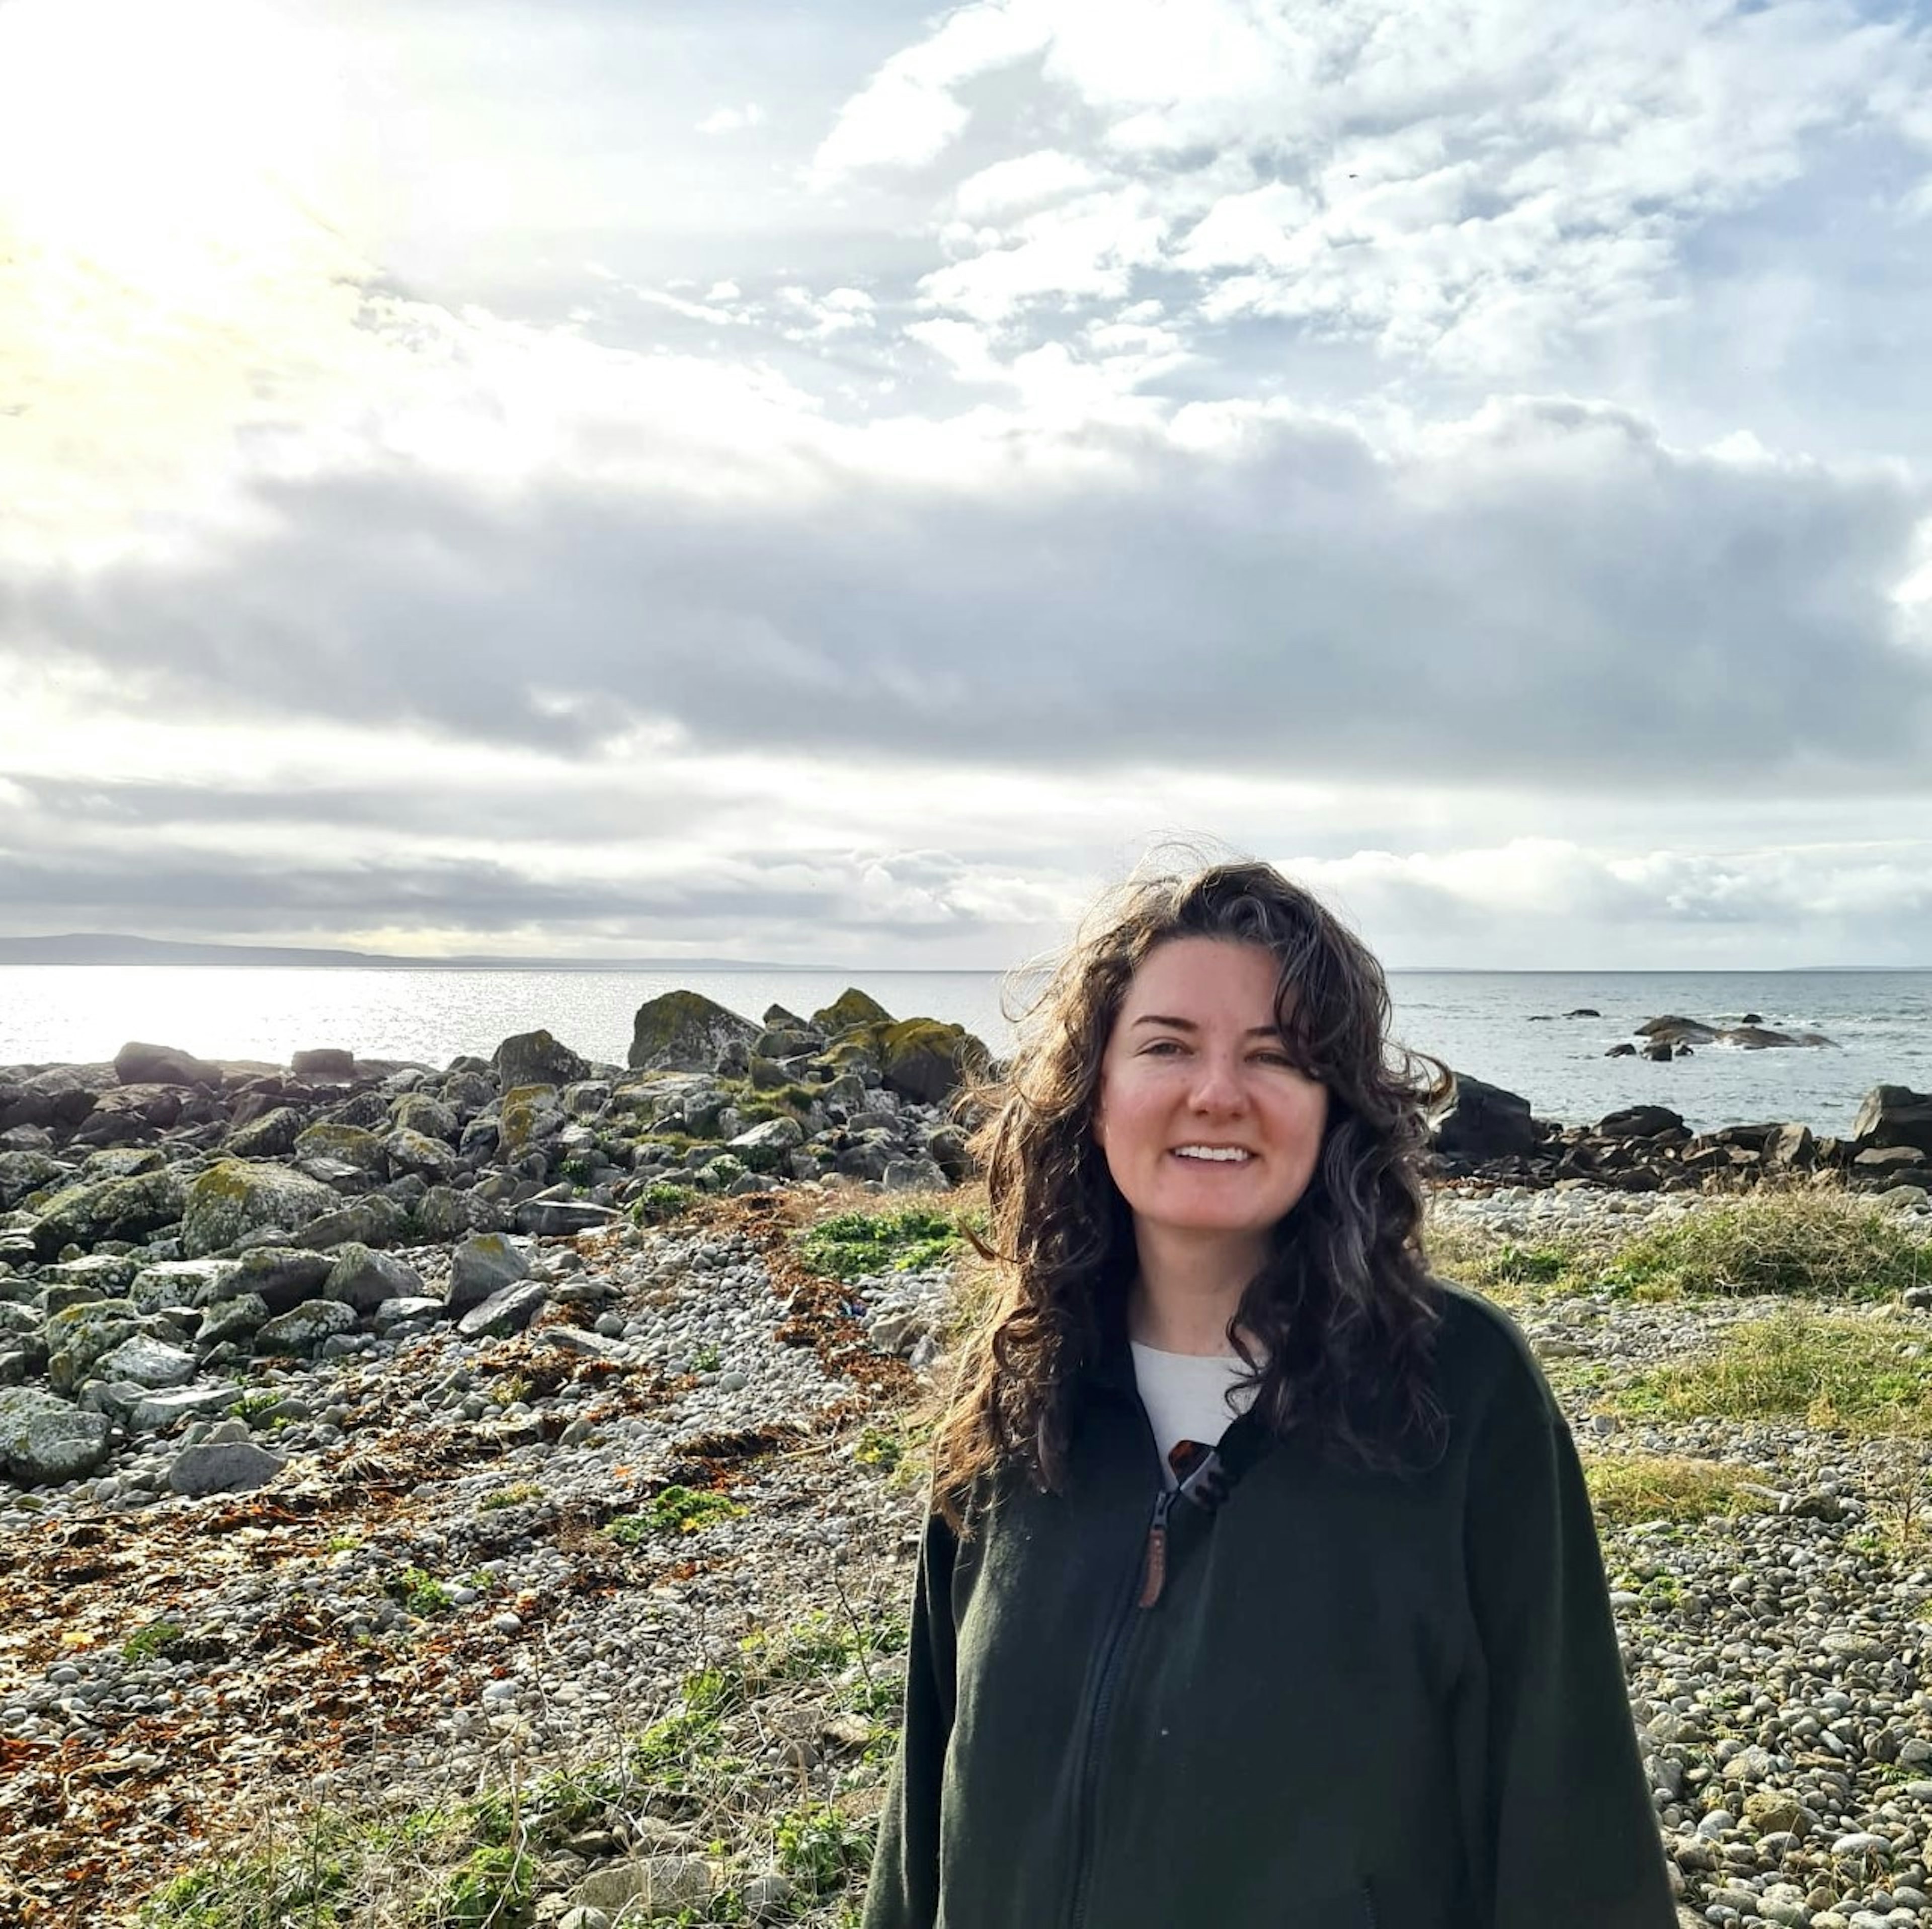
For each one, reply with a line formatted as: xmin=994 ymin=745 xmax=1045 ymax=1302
xmin=1130 ymin=1341 xmax=1260 ymax=1488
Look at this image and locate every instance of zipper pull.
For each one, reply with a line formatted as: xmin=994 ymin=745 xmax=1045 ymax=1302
xmin=1138 ymin=1492 xmax=1175 ymax=1609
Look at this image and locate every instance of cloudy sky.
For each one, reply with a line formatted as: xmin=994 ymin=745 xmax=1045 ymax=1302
xmin=4 ymin=0 xmax=1931 ymax=969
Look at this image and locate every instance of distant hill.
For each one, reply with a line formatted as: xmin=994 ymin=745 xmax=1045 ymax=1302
xmin=0 ymin=933 xmax=802 ymax=970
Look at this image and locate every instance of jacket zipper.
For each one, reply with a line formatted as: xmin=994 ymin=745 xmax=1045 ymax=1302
xmin=1066 ymin=1486 xmax=1175 ymax=1929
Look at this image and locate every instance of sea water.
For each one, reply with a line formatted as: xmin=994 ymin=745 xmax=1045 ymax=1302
xmin=1 ymin=965 xmax=1925 ymax=1137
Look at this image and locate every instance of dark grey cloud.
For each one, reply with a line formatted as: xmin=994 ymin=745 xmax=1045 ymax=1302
xmin=11 ymin=397 xmax=1928 ymax=795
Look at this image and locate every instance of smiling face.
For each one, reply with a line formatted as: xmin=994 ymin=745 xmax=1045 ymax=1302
xmin=1092 ymin=937 xmax=1330 ymax=1274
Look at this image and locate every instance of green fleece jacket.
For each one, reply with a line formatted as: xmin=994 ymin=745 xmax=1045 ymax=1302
xmin=862 ymin=1282 xmax=1677 ymax=1929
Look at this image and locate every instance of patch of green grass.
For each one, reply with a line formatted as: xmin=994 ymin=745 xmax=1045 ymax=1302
xmin=773 ymin=1804 xmax=875 ymax=1896
xmin=428 ymin=1841 xmax=536 ymax=1927
xmin=605 ymin=1484 xmax=747 ymax=1545
xmin=1581 ymin=1452 xmax=1759 ymax=1526
xmin=851 ymin=1423 xmax=904 ymax=1471
xmin=477 ymin=1482 xmax=543 ymax=1512
xmin=386 ymin=1565 xmax=454 ymax=1616
xmin=631 ymin=1180 xmax=699 ymax=1226
xmin=796 ymin=1206 xmax=966 ymax=1282
xmin=122 ymin=1619 xmax=184 ymax=1664
xmin=1610 ymin=1307 xmax=1932 ymax=1435
xmin=1601 ymin=1194 xmax=1932 ymax=1303
xmin=227 ymin=1389 xmax=284 ymax=1423
xmin=692 ymin=1342 xmax=723 ymax=1374
xmin=1423 ymin=1220 xmax=1596 ymax=1304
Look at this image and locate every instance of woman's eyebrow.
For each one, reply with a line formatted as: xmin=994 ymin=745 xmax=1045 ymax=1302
xmin=1130 ymin=1015 xmax=1282 ymax=1038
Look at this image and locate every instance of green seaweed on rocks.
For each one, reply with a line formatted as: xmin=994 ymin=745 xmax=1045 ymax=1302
xmin=794 ymin=1205 xmax=965 ymax=1281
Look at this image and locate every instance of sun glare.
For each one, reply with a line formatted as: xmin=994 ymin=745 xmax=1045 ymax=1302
xmin=0 ymin=0 xmax=374 ymax=560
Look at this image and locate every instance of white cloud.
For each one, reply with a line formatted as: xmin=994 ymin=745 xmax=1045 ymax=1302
xmin=954 ymin=149 xmax=1101 ymax=221
xmin=697 ymin=102 xmax=765 ymax=135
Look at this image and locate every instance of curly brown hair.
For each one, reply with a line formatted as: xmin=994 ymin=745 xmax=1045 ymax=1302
xmin=930 ymin=858 xmax=1448 ymax=1532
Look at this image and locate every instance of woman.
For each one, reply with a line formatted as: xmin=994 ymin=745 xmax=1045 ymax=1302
xmin=862 ymin=860 xmax=1676 ymax=1929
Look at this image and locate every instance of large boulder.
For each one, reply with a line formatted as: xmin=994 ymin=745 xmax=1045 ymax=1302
xmin=447 ymin=1233 xmax=528 ymax=1316
xmin=44 ymin=1300 xmax=141 ymax=1393
xmin=224 ymin=1106 xmax=307 ymax=1158
xmin=255 ymin=1298 xmax=357 ymax=1353
xmin=291 ymin=1122 xmax=386 ymax=1176
xmin=114 ymin=1041 xmax=224 ymax=1089
xmin=0 ymin=1387 xmax=112 ymax=1485
xmin=291 ymin=1194 xmax=413 ymax=1250
xmin=169 ymin=1440 xmax=284 ymax=1496
xmin=879 ymin=1019 xmax=988 ymax=1107
xmin=1854 ymin=1086 xmax=1932 ymax=1158
xmin=27 ymin=1166 xmax=188 ymax=1258
xmin=413 ymin=1185 xmax=511 ymax=1239
xmin=0 ymin=1149 xmax=64 ymax=1209
xmin=391 ymin=1093 xmax=458 ymax=1141
xmin=494 ymin=1029 xmax=591 ymax=1091
xmin=810 ymin=987 xmax=894 ymax=1036
xmin=1429 ymin=1074 xmax=1539 ymax=1161
xmin=384 ymin=1127 xmax=455 ymax=1183
xmin=180 ymin=1160 xmax=342 ymax=1257
xmin=324 ymin=1244 xmax=423 ymax=1316
xmin=627 ymin=992 xmax=758 ymax=1073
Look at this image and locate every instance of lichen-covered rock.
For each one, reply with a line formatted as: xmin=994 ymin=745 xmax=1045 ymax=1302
xmin=809 ymin=987 xmax=894 ymax=1036
xmin=494 ymin=1028 xmax=591 ymax=1091
xmin=325 ymin=1243 xmax=424 ymax=1315
xmin=0 ymin=1387 xmax=112 ymax=1485
xmin=128 ymin=1258 xmax=244 ymax=1314
xmin=447 ymin=1233 xmax=529 ymax=1315
xmin=413 ymin=1185 xmax=511 ymax=1240
xmin=229 ymin=1246 xmax=334 ymax=1315
xmin=390 ymin=1092 xmax=458 ymax=1141
xmin=627 ymin=992 xmax=758 ymax=1074
xmin=223 ymin=1105 xmax=306 ymax=1158
xmin=27 ymin=1165 xmax=188 ymax=1259
xmin=45 ymin=1300 xmax=143 ymax=1394
xmin=95 ymin=1335 xmax=198 ymax=1389
xmin=499 ymin=1085 xmax=566 ymax=1160
xmin=291 ymin=1122 xmax=387 ymax=1176
xmin=181 ymin=1160 xmax=342 ymax=1257
xmin=729 ymin=1116 xmax=804 ymax=1172
xmin=114 ymin=1040 xmax=224 ymax=1088
xmin=0 ymin=1150 xmax=63 ymax=1209
xmin=196 ymin=1293 xmax=271 ymax=1346
xmin=879 ymin=1018 xmax=988 ymax=1107
xmin=291 ymin=1194 xmax=412 ymax=1250
xmin=384 ymin=1126 xmax=456 ymax=1183
xmin=455 ymin=1279 xmax=549 ymax=1337
xmin=255 ymin=1298 xmax=358 ymax=1353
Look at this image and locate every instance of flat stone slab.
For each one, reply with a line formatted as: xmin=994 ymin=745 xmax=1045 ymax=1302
xmin=514 ymin=1199 xmax=619 ymax=1238
xmin=131 ymin=1384 xmax=243 ymax=1432
xmin=455 ymin=1280 xmax=549 ymax=1338
xmin=168 ymin=1440 xmax=286 ymax=1497
xmin=96 ymin=1336 xmax=199 ymax=1390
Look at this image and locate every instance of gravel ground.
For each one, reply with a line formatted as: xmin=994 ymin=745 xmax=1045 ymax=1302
xmin=6 ymin=1184 xmax=1932 ymax=1928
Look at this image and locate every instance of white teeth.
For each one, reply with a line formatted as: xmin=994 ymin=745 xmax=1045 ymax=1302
xmin=1173 ymin=1146 xmax=1251 ymax=1162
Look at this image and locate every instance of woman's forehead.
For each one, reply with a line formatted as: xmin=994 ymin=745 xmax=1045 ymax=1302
xmin=1118 ymin=937 xmax=1284 ymax=1016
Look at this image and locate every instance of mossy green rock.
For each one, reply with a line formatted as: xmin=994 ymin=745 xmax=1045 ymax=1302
xmin=390 ymin=1092 xmax=458 ymax=1140
xmin=383 ymin=1126 xmax=455 ymax=1182
xmin=494 ymin=1028 xmax=591 ymax=1091
xmin=627 ymin=991 xmax=758 ymax=1073
xmin=0 ymin=1151 xmax=64 ymax=1210
xmin=810 ymin=987 xmax=894 ymax=1036
xmin=223 ymin=1106 xmax=306 ymax=1159
xmin=499 ymin=1084 xmax=562 ymax=1156
xmin=181 ymin=1160 xmax=343 ymax=1258
xmin=0 ymin=1387 xmax=112 ymax=1485
xmin=45 ymin=1299 xmax=141 ymax=1394
xmin=291 ymin=1122 xmax=386 ymax=1175
xmin=28 ymin=1166 xmax=188 ymax=1259
xmin=879 ymin=1018 xmax=989 ymax=1107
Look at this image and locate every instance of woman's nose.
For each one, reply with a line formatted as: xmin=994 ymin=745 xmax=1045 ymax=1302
xmin=1187 ymin=1052 xmax=1247 ymax=1111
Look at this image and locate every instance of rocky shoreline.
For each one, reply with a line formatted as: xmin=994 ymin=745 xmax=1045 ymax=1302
xmin=4 ymin=989 xmax=1932 ymax=1927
